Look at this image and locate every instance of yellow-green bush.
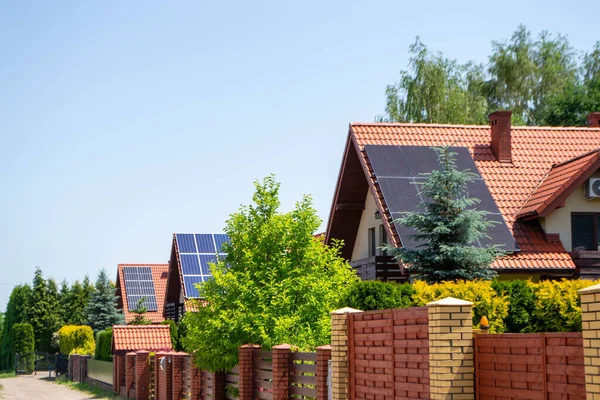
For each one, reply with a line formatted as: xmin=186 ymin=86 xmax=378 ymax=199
xmin=412 ymin=280 xmax=509 ymax=332
xmin=529 ymin=279 xmax=600 ymax=332
xmin=56 ymin=325 xmax=95 ymax=355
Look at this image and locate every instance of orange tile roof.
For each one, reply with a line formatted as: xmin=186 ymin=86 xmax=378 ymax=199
xmin=342 ymin=122 xmax=600 ymax=270
xmin=116 ymin=264 xmax=169 ymax=323
xmin=518 ymin=150 xmax=600 ymax=219
xmin=112 ymin=325 xmax=173 ymax=352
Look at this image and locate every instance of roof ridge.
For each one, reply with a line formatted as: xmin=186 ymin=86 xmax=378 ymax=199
xmin=351 ymin=122 xmax=600 ymax=131
xmin=553 ymin=148 xmax=600 ymax=168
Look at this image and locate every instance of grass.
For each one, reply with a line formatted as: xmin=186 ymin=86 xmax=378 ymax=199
xmin=54 ymin=375 xmax=125 ymax=399
xmin=0 ymin=371 xmax=15 ymax=379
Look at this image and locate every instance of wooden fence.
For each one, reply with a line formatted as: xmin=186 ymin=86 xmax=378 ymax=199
xmin=475 ymin=333 xmax=586 ymax=400
xmin=347 ymin=307 xmax=430 ymax=400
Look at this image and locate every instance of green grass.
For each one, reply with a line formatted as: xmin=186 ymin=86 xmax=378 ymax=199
xmin=0 ymin=371 xmax=15 ymax=379
xmin=54 ymin=375 xmax=124 ymax=399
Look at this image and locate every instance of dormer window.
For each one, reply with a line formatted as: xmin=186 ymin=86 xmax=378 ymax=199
xmin=572 ymin=213 xmax=600 ymax=251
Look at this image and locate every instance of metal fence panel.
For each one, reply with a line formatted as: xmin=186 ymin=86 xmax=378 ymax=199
xmin=87 ymin=359 xmax=114 ymax=385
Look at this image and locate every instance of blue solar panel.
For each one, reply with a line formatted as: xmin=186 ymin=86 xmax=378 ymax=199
xmin=176 ymin=233 xmax=229 ymax=298
xmin=177 ymin=234 xmax=197 ymax=253
xmin=195 ymin=234 xmax=215 ymax=253
xmin=122 ymin=266 xmax=159 ymax=312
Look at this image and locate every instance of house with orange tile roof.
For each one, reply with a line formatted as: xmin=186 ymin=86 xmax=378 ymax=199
xmin=326 ymin=111 xmax=600 ymax=281
xmin=115 ymin=264 xmax=169 ymax=324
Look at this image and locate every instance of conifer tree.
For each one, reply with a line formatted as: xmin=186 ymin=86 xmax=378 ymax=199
xmin=85 ymin=269 xmax=124 ymax=332
xmin=58 ymin=280 xmax=70 ymax=325
xmin=129 ymin=297 xmax=151 ymax=325
xmin=0 ymin=284 xmax=31 ymax=370
xmin=386 ymin=146 xmax=503 ymax=283
xmin=66 ymin=280 xmax=89 ymax=325
xmin=27 ymin=269 xmax=61 ymax=352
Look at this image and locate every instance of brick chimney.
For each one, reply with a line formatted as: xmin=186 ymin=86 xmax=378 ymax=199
xmin=489 ymin=110 xmax=512 ymax=163
xmin=587 ymin=112 xmax=600 ymax=127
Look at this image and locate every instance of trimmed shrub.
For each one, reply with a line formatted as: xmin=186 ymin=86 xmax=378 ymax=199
xmin=56 ymin=325 xmax=95 ymax=355
xmin=412 ymin=280 xmax=509 ymax=332
xmin=491 ymin=280 xmax=536 ymax=333
xmin=94 ymin=328 xmax=112 ymax=361
xmin=340 ymin=281 xmax=414 ymax=311
xmin=161 ymin=320 xmax=180 ymax=351
xmin=13 ymin=323 xmax=34 ymax=373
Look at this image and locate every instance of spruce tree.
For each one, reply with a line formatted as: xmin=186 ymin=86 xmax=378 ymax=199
xmin=27 ymin=269 xmax=61 ymax=352
xmin=129 ymin=297 xmax=151 ymax=325
xmin=0 ymin=284 xmax=31 ymax=370
xmin=85 ymin=269 xmax=124 ymax=332
xmin=387 ymin=146 xmax=503 ymax=283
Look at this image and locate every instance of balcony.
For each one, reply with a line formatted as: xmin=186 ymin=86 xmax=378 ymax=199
xmin=350 ymin=255 xmax=409 ymax=282
xmin=164 ymin=302 xmax=185 ymax=322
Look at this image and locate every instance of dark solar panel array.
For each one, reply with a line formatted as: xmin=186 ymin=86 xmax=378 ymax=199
xmin=364 ymin=145 xmax=519 ymax=252
xmin=176 ymin=233 xmax=230 ymax=298
xmin=123 ymin=266 xmax=159 ymax=311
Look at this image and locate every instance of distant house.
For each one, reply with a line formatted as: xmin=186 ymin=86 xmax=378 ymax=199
xmin=115 ymin=264 xmax=169 ymax=323
xmin=164 ymin=233 xmax=229 ymax=321
xmin=326 ymin=111 xmax=600 ymax=281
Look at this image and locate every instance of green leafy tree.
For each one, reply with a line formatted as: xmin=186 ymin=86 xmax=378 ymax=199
xmin=27 ymin=268 xmax=61 ymax=352
xmin=129 ymin=297 xmax=151 ymax=325
xmin=0 ymin=285 xmax=31 ymax=370
xmin=386 ymin=147 xmax=503 ymax=283
xmin=85 ymin=269 xmax=124 ymax=332
xmin=382 ymin=37 xmax=488 ymax=124
xmin=182 ymin=176 xmax=357 ymax=372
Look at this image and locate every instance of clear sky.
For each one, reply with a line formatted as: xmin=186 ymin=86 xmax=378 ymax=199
xmin=0 ymin=0 xmax=597 ymax=309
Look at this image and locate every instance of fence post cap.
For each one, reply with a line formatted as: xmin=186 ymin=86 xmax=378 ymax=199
xmin=316 ymin=345 xmax=332 ymax=350
xmin=136 ymin=350 xmax=150 ymax=354
xmin=272 ymin=344 xmax=292 ymax=350
xmin=240 ymin=344 xmax=261 ymax=349
xmin=126 ymin=352 xmax=137 ymax=356
xmin=579 ymin=283 xmax=600 ymax=295
xmin=331 ymin=307 xmax=363 ymax=314
xmin=426 ymin=297 xmax=473 ymax=307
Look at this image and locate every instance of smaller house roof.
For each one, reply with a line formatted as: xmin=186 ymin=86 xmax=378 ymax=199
xmin=112 ymin=325 xmax=173 ymax=352
xmin=517 ymin=150 xmax=600 ymax=219
xmin=116 ymin=264 xmax=169 ymax=323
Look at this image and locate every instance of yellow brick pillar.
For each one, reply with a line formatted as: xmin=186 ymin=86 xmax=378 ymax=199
xmin=427 ymin=297 xmax=475 ymax=400
xmin=579 ymin=283 xmax=600 ymax=399
xmin=330 ymin=307 xmax=363 ymax=400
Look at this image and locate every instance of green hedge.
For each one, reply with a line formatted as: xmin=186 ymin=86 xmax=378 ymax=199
xmin=341 ymin=278 xmax=600 ymax=333
xmin=161 ymin=320 xmax=180 ymax=351
xmin=56 ymin=325 xmax=95 ymax=355
xmin=94 ymin=328 xmax=112 ymax=361
xmin=13 ymin=323 xmax=34 ymax=373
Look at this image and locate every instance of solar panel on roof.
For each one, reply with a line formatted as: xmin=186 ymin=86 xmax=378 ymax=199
xmin=176 ymin=233 xmax=229 ymax=299
xmin=364 ymin=145 xmax=519 ymax=252
xmin=122 ymin=266 xmax=159 ymax=312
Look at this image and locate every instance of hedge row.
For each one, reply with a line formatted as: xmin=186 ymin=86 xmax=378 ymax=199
xmin=94 ymin=328 xmax=112 ymax=361
xmin=13 ymin=323 xmax=34 ymax=373
xmin=340 ymin=279 xmax=600 ymax=333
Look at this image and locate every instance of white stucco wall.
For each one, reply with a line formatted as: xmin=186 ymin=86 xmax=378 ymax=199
xmin=351 ymin=190 xmax=386 ymax=261
xmin=541 ymin=172 xmax=600 ymax=251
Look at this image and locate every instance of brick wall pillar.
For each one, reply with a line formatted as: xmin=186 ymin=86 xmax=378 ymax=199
xmin=80 ymin=355 xmax=91 ymax=382
xmin=70 ymin=355 xmax=79 ymax=382
xmin=157 ymin=353 xmax=172 ymax=400
xmin=239 ymin=344 xmax=260 ymax=400
xmin=115 ymin=353 xmax=126 ymax=396
xmin=331 ymin=307 xmax=363 ymax=400
xmin=135 ymin=351 xmax=150 ymax=400
xmin=579 ymin=283 xmax=600 ymax=398
xmin=272 ymin=344 xmax=291 ymax=400
xmin=126 ymin=352 xmax=136 ymax=399
xmin=427 ymin=297 xmax=475 ymax=400
xmin=190 ymin=358 xmax=202 ymax=400
xmin=212 ymin=371 xmax=226 ymax=400
xmin=171 ymin=352 xmax=188 ymax=400
xmin=68 ymin=354 xmax=74 ymax=380
xmin=316 ymin=345 xmax=332 ymax=400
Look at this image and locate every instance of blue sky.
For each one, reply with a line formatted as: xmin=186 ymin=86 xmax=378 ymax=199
xmin=0 ymin=0 xmax=597 ymax=309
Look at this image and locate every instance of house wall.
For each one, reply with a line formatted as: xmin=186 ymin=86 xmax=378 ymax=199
xmin=541 ymin=171 xmax=600 ymax=251
xmin=351 ymin=191 xmax=385 ymax=261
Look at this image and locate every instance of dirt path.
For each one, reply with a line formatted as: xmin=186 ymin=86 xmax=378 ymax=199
xmin=0 ymin=375 xmax=108 ymax=400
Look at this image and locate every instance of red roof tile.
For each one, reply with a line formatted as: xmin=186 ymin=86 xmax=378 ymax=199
xmin=116 ymin=264 xmax=169 ymax=323
xmin=518 ymin=150 xmax=600 ymax=219
xmin=329 ymin=122 xmax=600 ymax=270
xmin=112 ymin=325 xmax=173 ymax=352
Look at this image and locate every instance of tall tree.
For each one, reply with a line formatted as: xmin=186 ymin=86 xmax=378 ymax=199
xmin=85 ymin=269 xmax=124 ymax=332
xmin=182 ymin=176 xmax=357 ymax=372
xmin=129 ymin=298 xmax=151 ymax=325
xmin=0 ymin=284 xmax=31 ymax=370
xmin=58 ymin=280 xmax=70 ymax=326
xmin=382 ymin=37 xmax=488 ymax=124
xmin=27 ymin=268 xmax=61 ymax=352
xmin=386 ymin=146 xmax=503 ymax=283
xmin=64 ymin=280 xmax=90 ymax=325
